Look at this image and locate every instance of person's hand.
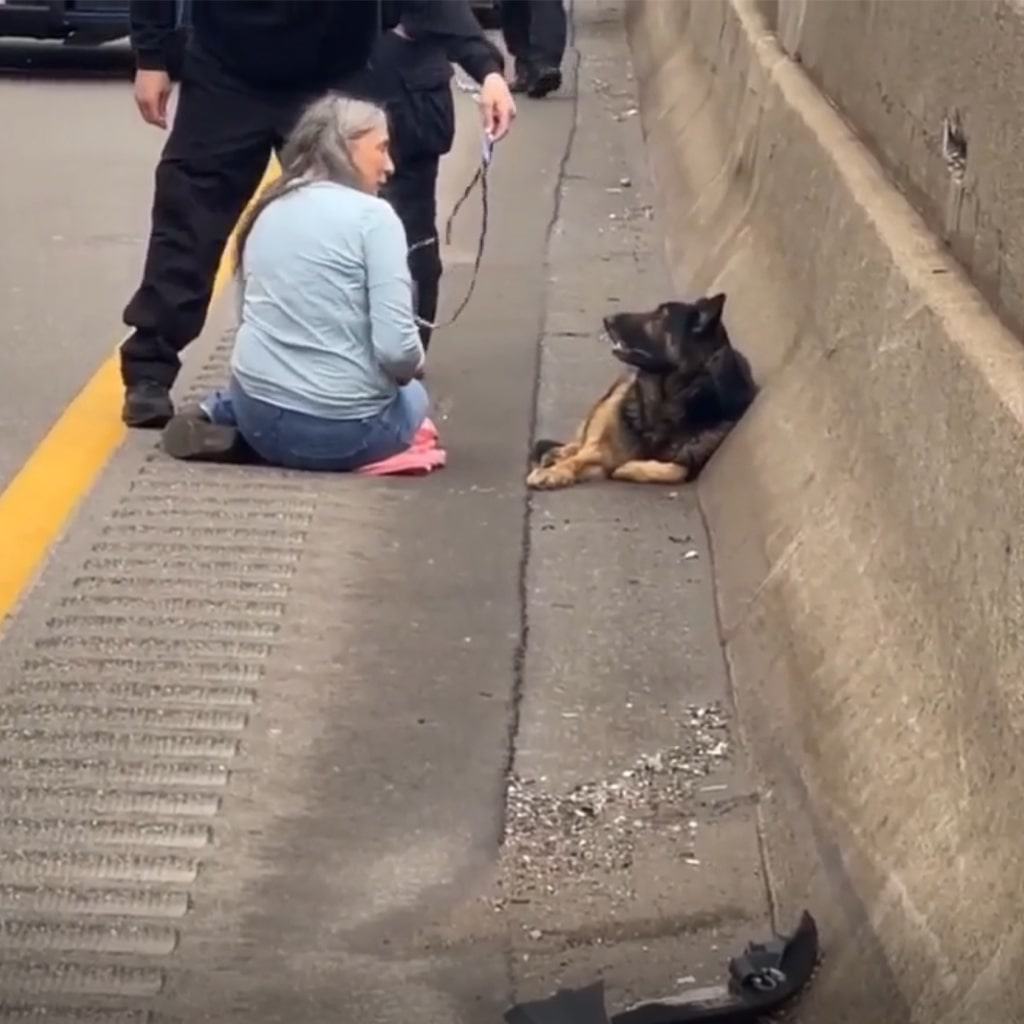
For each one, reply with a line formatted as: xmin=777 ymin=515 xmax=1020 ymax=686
xmin=134 ymin=69 xmax=174 ymax=129
xmin=479 ymin=72 xmax=516 ymax=142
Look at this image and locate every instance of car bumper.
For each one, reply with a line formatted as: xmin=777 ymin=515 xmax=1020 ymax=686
xmin=0 ymin=1 xmax=130 ymax=41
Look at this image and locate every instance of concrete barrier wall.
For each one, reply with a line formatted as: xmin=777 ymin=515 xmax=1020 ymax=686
xmin=771 ymin=0 xmax=1024 ymax=345
xmin=625 ymin=2 xmax=1024 ymax=1021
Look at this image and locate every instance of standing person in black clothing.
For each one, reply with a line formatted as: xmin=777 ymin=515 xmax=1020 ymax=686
xmin=370 ymin=9 xmax=471 ymax=355
xmin=498 ymin=0 xmax=567 ymax=98
xmin=122 ymin=0 xmax=516 ymax=429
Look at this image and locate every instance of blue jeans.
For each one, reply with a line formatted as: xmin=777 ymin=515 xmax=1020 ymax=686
xmin=202 ymin=377 xmax=430 ymax=472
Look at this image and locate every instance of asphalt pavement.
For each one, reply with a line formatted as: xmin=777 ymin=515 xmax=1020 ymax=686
xmin=0 ymin=40 xmax=158 ymax=490
xmin=0 ymin=5 xmax=772 ymax=1021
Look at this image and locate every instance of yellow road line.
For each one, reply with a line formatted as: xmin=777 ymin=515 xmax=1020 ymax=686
xmin=0 ymin=159 xmax=280 ymax=621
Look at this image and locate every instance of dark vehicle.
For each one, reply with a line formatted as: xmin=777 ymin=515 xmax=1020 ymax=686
xmin=0 ymin=1 xmax=498 ymax=44
xmin=0 ymin=1 xmax=131 ymax=44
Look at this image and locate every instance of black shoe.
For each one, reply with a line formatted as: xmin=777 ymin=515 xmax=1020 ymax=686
xmin=162 ymin=412 xmax=245 ymax=463
xmin=528 ymin=66 xmax=562 ymax=98
xmin=123 ymin=380 xmax=174 ymax=428
xmin=509 ymin=62 xmax=535 ymax=94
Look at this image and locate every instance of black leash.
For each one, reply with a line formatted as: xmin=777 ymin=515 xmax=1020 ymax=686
xmin=411 ymin=133 xmax=493 ymax=333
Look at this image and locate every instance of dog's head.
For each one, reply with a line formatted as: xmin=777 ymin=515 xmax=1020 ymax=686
xmin=602 ymin=294 xmax=729 ymax=376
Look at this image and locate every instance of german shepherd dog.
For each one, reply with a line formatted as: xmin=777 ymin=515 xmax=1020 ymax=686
xmin=526 ymin=293 xmax=757 ymax=490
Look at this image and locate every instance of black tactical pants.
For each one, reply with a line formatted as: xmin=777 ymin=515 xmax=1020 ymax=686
xmin=499 ymin=0 xmax=567 ymax=76
xmin=381 ymin=155 xmax=442 ymax=350
xmin=373 ymin=29 xmax=456 ymax=352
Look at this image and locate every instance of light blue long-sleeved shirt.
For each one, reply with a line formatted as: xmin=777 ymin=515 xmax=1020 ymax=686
xmin=231 ymin=181 xmax=425 ymax=420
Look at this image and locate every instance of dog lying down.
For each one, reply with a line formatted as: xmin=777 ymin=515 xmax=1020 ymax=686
xmin=526 ymin=293 xmax=757 ymax=490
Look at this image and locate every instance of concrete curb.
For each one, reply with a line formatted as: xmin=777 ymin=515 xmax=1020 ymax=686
xmin=626 ymin=1 xmax=1024 ymax=1020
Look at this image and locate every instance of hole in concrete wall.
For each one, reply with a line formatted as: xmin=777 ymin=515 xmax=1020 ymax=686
xmin=942 ymin=110 xmax=968 ymax=183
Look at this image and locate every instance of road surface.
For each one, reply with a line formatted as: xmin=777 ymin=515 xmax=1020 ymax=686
xmin=0 ymin=7 xmax=773 ymax=1021
xmin=0 ymin=40 xmax=154 ymax=490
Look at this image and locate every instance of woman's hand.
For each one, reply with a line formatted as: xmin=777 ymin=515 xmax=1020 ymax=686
xmin=479 ymin=72 xmax=516 ymax=142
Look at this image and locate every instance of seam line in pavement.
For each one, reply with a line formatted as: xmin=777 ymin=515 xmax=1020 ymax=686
xmin=0 ymin=159 xmax=279 ymax=625
xmin=499 ymin=0 xmax=583 ymax=1006
xmin=503 ymin=0 xmax=585 ymax=840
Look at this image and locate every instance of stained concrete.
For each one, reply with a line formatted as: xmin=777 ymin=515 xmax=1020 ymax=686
xmin=770 ymin=0 xmax=1024 ymax=358
xmin=628 ymin=1 xmax=1024 ymax=1021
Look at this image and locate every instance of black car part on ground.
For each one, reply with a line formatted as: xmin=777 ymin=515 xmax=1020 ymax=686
xmin=505 ymin=912 xmax=819 ymax=1024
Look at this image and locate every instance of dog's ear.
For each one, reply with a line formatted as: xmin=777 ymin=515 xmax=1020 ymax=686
xmin=694 ymin=293 xmax=726 ymax=334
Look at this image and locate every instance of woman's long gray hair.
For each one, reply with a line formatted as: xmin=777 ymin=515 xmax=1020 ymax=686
xmin=234 ymin=93 xmax=388 ymax=272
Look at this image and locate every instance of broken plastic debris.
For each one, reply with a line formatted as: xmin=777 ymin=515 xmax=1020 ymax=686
xmin=504 ymin=912 xmax=819 ymax=1024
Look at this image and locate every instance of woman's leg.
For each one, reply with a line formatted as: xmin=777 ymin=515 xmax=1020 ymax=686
xmin=187 ymin=381 xmax=432 ymax=474
xmin=230 ymin=388 xmax=387 ymax=472
xmin=200 ymin=389 xmax=237 ymax=425
xmin=297 ymin=385 xmax=431 ymax=471
xmin=329 ymin=382 xmax=431 ymax=469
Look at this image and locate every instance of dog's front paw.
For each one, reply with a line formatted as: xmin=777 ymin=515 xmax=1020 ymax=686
xmin=532 ymin=441 xmax=581 ymax=468
xmin=527 ymin=463 xmax=577 ymax=490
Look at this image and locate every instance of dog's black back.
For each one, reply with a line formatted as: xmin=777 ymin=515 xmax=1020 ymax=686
xmin=614 ymin=301 xmax=758 ymax=476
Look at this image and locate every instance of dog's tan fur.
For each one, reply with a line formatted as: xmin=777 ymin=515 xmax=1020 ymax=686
xmin=526 ymin=377 xmax=688 ymax=490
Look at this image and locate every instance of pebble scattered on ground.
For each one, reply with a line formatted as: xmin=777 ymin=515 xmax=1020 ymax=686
xmin=494 ymin=703 xmax=732 ymax=908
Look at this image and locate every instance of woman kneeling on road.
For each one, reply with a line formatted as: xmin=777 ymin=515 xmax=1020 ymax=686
xmin=162 ymin=94 xmax=428 ymax=472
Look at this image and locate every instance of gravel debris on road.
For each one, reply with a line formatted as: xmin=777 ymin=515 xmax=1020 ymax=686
xmin=495 ymin=703 xmax=732 ymax=908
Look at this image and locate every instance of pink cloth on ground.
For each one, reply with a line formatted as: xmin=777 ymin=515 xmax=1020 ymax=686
xmin=355 ymin=418 xmax=447 ymax=476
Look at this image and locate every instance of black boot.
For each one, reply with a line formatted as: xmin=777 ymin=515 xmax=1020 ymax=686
xmin=509 ymin=61 xmax=535 ymax=94
xmin=162 ymin=410 xmax=250 ymax=463
xmin=123 ymin=380 xmax=174 ymax=429
xmin=527 ymin=65 xmax=562 ymax=98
